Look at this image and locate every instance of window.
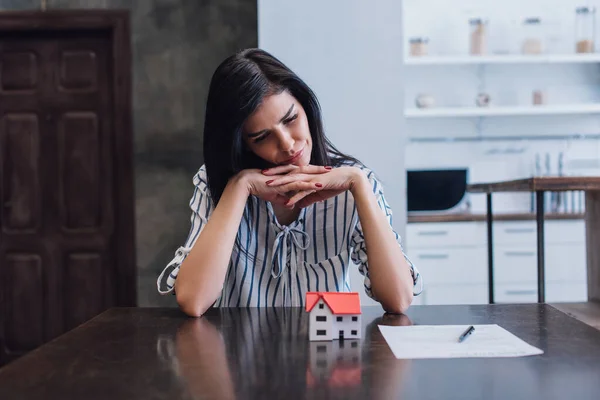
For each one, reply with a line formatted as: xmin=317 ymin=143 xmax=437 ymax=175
xmin=317 ymin=345 xmax=326 ymax=353
xmin=319 ymin=303 xmax=324 ymax=309
xmin=351 ymin=330 xmax=357 ymax=335
xmin=336 ymin=316 xmax=343 ymax=322
xmin=316 ymin=330 xmax=326 ymax=336
xmin=317 ymin=360 xmax=327 ymax=368
xmin=352 ymin=316 xmax=358 ymax=322
xmin=316 ymin=316 xmax=326 ymax=322
xmin=351 ymin=342 xmax=358 ymax=348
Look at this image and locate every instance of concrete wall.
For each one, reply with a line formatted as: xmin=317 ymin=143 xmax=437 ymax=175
xmin=0 ymin=0 xmax=258 ymax=306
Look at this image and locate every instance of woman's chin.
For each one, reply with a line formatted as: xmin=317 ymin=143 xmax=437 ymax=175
xmin=295 ymin=155 xmax=310 ymax=167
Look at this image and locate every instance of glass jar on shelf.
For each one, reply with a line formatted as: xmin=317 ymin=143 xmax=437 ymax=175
xmin=469 ymin=18 xmax=488 ymax=55
xmin=575 ymin=6 xmax=596 ymax=53
xmin=532 ymin=89 xmax=545 ymax=105
xmin=522 ymin=17 xmax=543 ymax=54
xmin=409 ymin=37 xmax=429 ymax=57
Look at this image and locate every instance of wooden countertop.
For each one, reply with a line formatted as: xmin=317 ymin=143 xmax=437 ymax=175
xmin=467 ymin=176 xmax=600 ymax=193
xmin=408 ymin=212 xmax=584 ymax=223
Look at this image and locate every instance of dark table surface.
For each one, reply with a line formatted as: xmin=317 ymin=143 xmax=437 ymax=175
xmin=1 ymin=304 xmax=600 ymax=400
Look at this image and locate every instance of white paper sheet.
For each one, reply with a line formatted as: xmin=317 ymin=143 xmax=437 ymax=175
xmin=378 ymin=324 xmax=544 ymax=359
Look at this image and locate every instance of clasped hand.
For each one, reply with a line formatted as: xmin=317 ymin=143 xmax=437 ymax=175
xmin=243 ymin=165 xmax=362 ymax=209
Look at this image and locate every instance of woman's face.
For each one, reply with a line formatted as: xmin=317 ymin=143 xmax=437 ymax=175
xmin=242 ymin=90 xmax=312 ymax=167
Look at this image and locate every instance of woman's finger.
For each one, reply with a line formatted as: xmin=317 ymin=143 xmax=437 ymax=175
xmin=262 ymin=165 xmax=297 ymax=175
xmin=266 ymin=174 xmax=310 ymax=187
xmin=276 ymin=181 xmax=322 ymax=194
xmin=295 ymin=165 xmax=332 ymax=174
xmin=286 ymin=190 xmax=317 ymax=207
xmin=263 ymin=164 xmax=332 ymax=176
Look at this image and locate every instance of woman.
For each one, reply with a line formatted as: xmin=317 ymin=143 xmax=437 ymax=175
xmin=157 ymin=48 xmax=422 ymax=316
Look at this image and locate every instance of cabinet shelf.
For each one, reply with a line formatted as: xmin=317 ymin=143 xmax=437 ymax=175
xmin=405 ymin=54 xmax=600 ymax=65
xmin=405 ymin=104 xmax=600 ymax=118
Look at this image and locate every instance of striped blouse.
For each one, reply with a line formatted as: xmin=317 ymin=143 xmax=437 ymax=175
xmin=157 ymin=164 xmax=423 ymax=307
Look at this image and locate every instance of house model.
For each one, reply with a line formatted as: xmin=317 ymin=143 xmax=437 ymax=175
xmin=306 ymin=292 xmax=361 ymax=341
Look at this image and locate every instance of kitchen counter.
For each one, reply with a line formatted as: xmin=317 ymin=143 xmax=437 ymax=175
xmin=408 ymin=212 xmax=584 ymax=223
xmin=468 ymin=176 xmax=600 ymax=193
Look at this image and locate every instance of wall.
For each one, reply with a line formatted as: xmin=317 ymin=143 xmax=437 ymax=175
xmin=403 ymin=0 xmax=600 ymax=213
xmin=0 ymin=0 xmax=258 ymax=306
xmin=258 ymin=0 xmax=407 ymax=305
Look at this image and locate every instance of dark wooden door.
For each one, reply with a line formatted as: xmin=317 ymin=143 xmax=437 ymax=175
xmin=0 ymin=12 xmax=135 ymax=366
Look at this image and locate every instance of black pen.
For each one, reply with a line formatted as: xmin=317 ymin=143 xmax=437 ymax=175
xmin=458 ymin=326 xmax=475 ymax=343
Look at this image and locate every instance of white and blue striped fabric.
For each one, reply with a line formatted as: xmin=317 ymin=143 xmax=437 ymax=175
xmin=157 ymin=164 xmax=423 ymax=307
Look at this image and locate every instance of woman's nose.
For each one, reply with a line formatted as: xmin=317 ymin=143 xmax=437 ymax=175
xmin=276 ymin=129 xmax=295 ymax=152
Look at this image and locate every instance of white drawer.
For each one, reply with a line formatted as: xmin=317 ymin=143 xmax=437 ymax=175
xmin=546 ymin=282 xmax=587 ymax=303
xmin=495 ymin=282 xmax=588 ymax=303
xmin=420 ymin=282 xmax=587 ymax=305
xmin=495 ymin=283 xmax=537 ymax=303
xmin=412 ymin=248 xmax=487 ymax=285
xmin=546 ymin=220 xmax=585 ymax=244
xmin=493 ymin=244 xmax=587 ymax=284
xmin=492 ymin=220 xmax=585 ymax=246
xmin=424 ymin=284 xmax=488 ymax=305
xmin=546 ymin=244 xmax=587 ymax=282
xmin=493 ymin=221 xmax=536 ymax=246
xmin=494 ymin=246 xmax=537 ymax=284
xmin=407 ymin=222 xmax=486 ymax=248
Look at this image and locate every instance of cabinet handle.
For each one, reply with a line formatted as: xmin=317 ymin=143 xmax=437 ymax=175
xmin=417 ymin=231 xmax=448 ymax=236
xmin=504 ymin=289 xmax=536 ymax=296
xmin=504 ymin=228 xmax=535 ymax=234
xmin=418 ymin=254 xmax=449 ymax=260
xmin=504 ymin=251 xmax=536 ymax=257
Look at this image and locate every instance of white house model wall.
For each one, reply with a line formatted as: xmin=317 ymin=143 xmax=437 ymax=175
xmin=307 ymin=293 xmax=362 ymax=341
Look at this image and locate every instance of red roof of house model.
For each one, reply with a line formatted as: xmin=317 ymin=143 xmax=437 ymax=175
xmin=305 ymin=292 xmax=361 ymax=315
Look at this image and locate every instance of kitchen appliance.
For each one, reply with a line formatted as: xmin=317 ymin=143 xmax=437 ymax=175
xmin=407 ymin=169 xmax=469 ymax=213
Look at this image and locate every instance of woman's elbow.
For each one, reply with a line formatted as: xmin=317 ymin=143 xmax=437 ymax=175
xmin=176 ymin=289 xmax=209 ymax=318
xmin=383 ymin=289 xmax=413 ymax=314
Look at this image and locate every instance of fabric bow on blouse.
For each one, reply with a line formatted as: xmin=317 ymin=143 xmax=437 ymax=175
xmin=269 ymin=225 xmax=310 ymax=306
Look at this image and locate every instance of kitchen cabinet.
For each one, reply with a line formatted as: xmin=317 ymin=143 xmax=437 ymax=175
xmin=407 ymin=219 xmax=588 ymax=305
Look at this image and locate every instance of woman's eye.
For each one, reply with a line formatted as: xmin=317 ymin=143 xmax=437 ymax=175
xmin=284 ymin=114 xmax=298 ymax=125
xmin=253 ymin=134 xmax=268 ymax=143
xmin=251 ymin=114 xmax=297 ymax=144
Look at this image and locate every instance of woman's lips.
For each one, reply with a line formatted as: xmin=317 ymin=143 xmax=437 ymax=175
xmin=283 ymin=147 xmax=304 ymax=164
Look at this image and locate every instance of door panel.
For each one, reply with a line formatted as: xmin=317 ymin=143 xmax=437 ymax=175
xmin=0 ymin=28 xmax=123 ymax=366
xmin=1 ymin=114 xmax=41 ymax=232
xmin=4 ymin=254 xmax=44 ymax=354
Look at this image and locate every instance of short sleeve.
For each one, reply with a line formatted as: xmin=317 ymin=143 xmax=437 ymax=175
xmin=350 ymin=169 xmax=423 ymax=300
xmin=157 ymin=166 xmax=214 ymax=295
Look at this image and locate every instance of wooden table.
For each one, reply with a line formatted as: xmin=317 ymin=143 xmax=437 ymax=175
xmin=2 ymin=306 xmax=600 ymax=400
xmin=468 ymin=177 xmax=600 ymax=304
